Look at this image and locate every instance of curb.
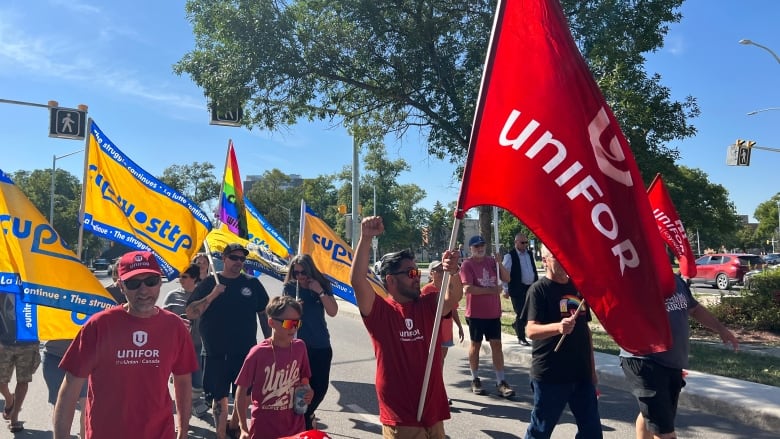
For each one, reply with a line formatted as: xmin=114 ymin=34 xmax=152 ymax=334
xmin=337 ymin=298 xmax=780 ymax=431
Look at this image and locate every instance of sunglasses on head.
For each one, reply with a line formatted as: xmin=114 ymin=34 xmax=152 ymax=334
xmin=226 ymin=254 xmax=246 ymax=262
xmin=389 ymin=267 xmax=421 ymax=279
xmin=124 ymin=276 xmax=162 ymax=290
xmin=273 ymin=318 xmax=302 ymax=330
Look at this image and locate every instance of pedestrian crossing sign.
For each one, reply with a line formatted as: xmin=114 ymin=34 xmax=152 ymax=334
xmin=49 ymin=107 xmax=86 ymax=140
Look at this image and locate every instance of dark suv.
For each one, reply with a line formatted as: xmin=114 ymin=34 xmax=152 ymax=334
xmin=92 ymin=258 xmax=110 ymax=271
xmin=691 ymin=253 xmax=764 ymax=290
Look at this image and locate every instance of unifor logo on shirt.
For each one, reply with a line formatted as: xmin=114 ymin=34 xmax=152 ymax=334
xmin=116 ymin=330 xmax=160 ymax=365
xmin=241 ymin=287 xmax=252 ymax=297
xmin=133 ymin=330 xmax=148 ymax=347
xmin=399 ymin=318 xmax=422 ymax=342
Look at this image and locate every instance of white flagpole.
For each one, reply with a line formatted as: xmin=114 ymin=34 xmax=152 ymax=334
xmin=417 ymin=217 xmax=461 ymax=421
xmin=493 ymin=206 xmax=500 ymax=274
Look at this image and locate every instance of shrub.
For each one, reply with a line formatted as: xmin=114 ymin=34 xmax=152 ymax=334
xmin=703 ymin=269 xmax=780 ymax=332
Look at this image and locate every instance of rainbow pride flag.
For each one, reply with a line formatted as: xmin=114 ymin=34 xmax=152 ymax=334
xmin=218 ymin=140 xmax=248 ymax=238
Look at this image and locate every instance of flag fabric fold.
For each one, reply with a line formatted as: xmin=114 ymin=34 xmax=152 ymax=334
xmin=245 ymin=197 xmax=293 ymax=261
xmin=455 ymin=0 xmax=674 ymax=354
xmin=218 ymin=140 xmax=248 ymax=238
xmin=647 ymin=174 xmax=697 ymax=278
xmin=82 ymin=121 xmax=212 ymax=279
xmin=299 ymin=202 xmax=386 ymax=305
xmin=0 ymin=169 xmax=117 ymax=341
xmin=206 ymin=228 xmax=286 ymax=280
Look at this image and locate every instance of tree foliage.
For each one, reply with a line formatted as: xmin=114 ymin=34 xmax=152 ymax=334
xmin=753 ymin=194 xmax=780 ymax=246
xmin=157 ymin=161 xmax=220 ymax=208
xmin=660 ymin=166 xmax=741 ymax=251
xmin=176 ymin=0 xmax=700 ymax=249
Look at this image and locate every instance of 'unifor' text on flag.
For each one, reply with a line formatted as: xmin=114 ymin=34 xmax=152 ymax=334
xmin=456 ymin=0 xmax=675 ymax=355
xmin=647 ymin=173 xmax=697 ymax=279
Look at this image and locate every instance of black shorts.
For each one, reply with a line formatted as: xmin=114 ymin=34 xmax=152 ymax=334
xmin=620 ymin=357 xmax=686 ymax=435
xmin=203 ymin=352 xmax=249 ymax=401
xmin=465 ymin=317 xmax=502 ymax=342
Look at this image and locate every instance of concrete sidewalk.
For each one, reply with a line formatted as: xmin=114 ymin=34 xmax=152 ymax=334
xmin=339 ymin=300 xmax=780 ymax=432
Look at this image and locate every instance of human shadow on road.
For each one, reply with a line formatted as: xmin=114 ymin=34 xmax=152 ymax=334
xmin=329 ymin=380 xmax=382 ymax=437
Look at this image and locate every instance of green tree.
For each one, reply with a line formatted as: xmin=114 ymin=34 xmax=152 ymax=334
xmin=157 ymin=161 xmax=220 ymax=210
xmin=661 ymin=166 xmax=741 ymax=251
xmin=753 ymin=194 xmax=780 ymax=246
xmin=176 ymin=0 xmax=698 ymax=246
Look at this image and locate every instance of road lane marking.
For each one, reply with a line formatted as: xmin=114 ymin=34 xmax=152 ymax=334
xmin=346 ymin=403 xmax=381 ymax=426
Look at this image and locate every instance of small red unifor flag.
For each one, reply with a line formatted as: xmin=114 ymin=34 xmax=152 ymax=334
xmin=647 ymin=174 xmax=698 ymax=279
xmin=456 ymin=0 xmax=675 ymax=354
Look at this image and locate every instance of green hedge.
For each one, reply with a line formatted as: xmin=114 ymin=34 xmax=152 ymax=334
xmin=703 ymin=270 xmax=780 ymax=331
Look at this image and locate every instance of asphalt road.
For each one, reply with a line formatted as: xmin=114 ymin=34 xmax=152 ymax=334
xmin=6 ymin=272 xmax=776 ymax=438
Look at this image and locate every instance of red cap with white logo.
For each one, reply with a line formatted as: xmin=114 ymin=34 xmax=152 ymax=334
xmin=117 ymin=251 xmax=162 ymax=281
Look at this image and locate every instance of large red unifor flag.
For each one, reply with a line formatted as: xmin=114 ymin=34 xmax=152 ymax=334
xmin=647 ymin=174 xmax=698 ymax=279
xmin=456 ymin=0 xmax=675 ymax=354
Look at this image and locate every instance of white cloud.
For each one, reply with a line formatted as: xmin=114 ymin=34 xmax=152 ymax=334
xmin=0 ymin=11 xmax=202 ymax=112
xmin=49 ymin=0 xmax=100 ymax=15
xmin=665 ymin=35 xmax=686 ymax=56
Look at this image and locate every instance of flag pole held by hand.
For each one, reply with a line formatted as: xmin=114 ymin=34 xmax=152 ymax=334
xmin=202 ymin=239 xmax=221 ymax=285
xmin=554 ymin=299 xmax=585 ymax=352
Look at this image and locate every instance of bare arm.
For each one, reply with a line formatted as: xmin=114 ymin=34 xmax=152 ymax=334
xmin=689 ymin=304 xmax=739 ymax=351
xmin=464 ymin=284 xmax=503 ymax=296
xmin=235 ymin=384 xmax=251 ymax=436
xmin=185 ymin=283 xmax=226 ymax=320
xmin=172 ymin=374 xmax=192 ymax=439
xmin=53 ymin=373 xmax=87 ymax=439
xmin=441 ymin=249 xmax=464 ymax=316
xmin=309 ymin=279 xmax=339 ymax=317
xmin=349 ymin=216 xmax=384 ymax=316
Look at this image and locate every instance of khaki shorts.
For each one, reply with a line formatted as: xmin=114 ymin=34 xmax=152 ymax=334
xmin=0 ymin=344 xmax=41 ymax=383
xmin=382 ymin=422 xmax=445 ymax=439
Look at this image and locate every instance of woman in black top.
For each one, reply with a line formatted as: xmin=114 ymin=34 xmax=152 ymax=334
xmin=282 ymin=254 xmax=338 ymax=430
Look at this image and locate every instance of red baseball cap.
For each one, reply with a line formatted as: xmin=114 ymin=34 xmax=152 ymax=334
xmin=117 ymin=251 xmax=162 ymax=281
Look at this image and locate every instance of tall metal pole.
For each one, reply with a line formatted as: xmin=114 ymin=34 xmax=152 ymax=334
xmin=351 ymin=135 xmax=360 ymax=248
xmin=776 ymin=200 xmax=780 ymax=252
xmin=739 ymin=39 xmax=780 ymax=64
xmin=372 ymin=185 xmax=377 ymax=262
xmin=50 ymin=149 xmax=83 ymax=224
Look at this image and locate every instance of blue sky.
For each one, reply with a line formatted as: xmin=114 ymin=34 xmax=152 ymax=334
xmin=1 ymin=0 xmax=778 ymax=223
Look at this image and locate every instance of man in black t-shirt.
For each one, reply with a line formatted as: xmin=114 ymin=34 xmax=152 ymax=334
xmin=521 ymin=244 xmax=602 ymax=439
xmin=186 ymin=243 xmax=269 ymax=439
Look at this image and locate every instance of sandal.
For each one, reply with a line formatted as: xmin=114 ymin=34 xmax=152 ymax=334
xmin=2 ymin=394 xmax=14 ymax=420
xmin=9 ymin=421 xmax=24 ymax=433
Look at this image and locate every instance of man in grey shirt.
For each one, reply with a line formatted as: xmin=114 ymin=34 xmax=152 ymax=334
xmin=619 ymin=275 xmax=739 ymax=439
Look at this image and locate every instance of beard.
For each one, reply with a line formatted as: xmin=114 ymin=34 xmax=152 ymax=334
xmin=398 ymin=283 xmax=421 ymax=301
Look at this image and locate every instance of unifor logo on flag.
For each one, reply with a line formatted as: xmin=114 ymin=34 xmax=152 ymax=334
xmin=456 ymin=0 xmax=674 ymax=355
xmin=647 ymin=174 xmax=697 ymax=279
xmin=82 ymin=121 xmax=212 ymax=279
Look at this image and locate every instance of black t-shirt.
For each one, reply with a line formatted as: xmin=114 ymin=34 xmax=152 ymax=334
xmin=188 ymin=273 xmax=269 ymax=356
xmin=523 ymin=277 xmax=592 ymax=383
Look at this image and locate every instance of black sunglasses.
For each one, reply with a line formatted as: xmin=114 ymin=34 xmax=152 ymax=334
xmin=227 ymin=254 xmax=247 ymax=262
xmin=292 ymin=270 xmax=306 ymax=277
xmin=520 ymin=241 xmax=529 ymax=244
xmin=124 ymin=276 xmax=162 ymax=290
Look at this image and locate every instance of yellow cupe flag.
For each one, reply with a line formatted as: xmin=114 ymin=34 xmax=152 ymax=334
xmin=0 ymin=169 xmax=117 ymax=342
xmin=300 ymin=201 xmax=386 ymax=305
xmin=82 ymin=121 xmax=212 ymax=279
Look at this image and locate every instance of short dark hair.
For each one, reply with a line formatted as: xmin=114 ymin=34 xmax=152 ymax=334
xmin=266 ymin=295 xmax=303 ymax=319
xmin=379 ymin=249 xmax=415 ymax=280
xmin=181 ymin=264 xmax=201 ymax=281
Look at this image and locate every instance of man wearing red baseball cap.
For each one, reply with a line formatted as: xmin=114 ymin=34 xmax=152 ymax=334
xmin=53 ymin=251 xmax=198 ymax=439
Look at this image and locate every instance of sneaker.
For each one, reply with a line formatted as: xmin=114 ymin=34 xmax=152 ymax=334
xmin=192 ymin=400 xmax=209 ymax=418
xmin=497 ymin=380 xmax=515 ymax=398
xmin=471 ymin=377 xmax=484 ymax=395
xmin=519 ymin=339 xmax=531 ymax=346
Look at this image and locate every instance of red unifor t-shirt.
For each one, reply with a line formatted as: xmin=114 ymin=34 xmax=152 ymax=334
xmin=420 ymin=283 xmax=455 ymax=345
xmin=363 ymin=293 xmax=450 ymax=427
xmin=59 ymin=306 xmax=198 ymax=439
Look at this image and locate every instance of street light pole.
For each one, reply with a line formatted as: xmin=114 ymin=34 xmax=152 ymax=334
xmin=351 ymin=135 xmax=360 ymax=248
xmin=739 ymin=39 xmax=780 ymax=64
xmin=50 ymin=149 xmax=84 ymax=224
xmin=747 ymin=107 xmax=780 ymax=116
